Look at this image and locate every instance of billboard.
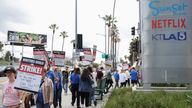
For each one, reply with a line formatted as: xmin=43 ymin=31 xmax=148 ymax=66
xmin=7 ymin=31 xmax=47 ymax=46
xmin=140 ymin=0 xmax=192 ymax=83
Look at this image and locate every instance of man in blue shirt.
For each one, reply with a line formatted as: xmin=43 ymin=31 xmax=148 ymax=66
xmin=113 ymin=69 xmax=119 ymax=88
xmin=130 ymin=67 xmax=138 ymax=87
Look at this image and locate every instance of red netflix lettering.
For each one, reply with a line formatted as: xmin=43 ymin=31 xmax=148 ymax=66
xmin=152 ymin=18 xmax=186 ymax=29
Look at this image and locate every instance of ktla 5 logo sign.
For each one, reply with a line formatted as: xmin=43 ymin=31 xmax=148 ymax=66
xmin=152 ymin=31 xmax=187 ymax=41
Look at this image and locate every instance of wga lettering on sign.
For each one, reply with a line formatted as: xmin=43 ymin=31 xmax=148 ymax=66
xmin=152 ymin=31 xmax=187 ymax=41
xmin=148 ymin=0 xmax=188 ymax=16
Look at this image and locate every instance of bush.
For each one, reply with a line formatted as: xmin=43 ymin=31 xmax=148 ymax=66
xmin=105 ymin=88 xmax=191 ymax=108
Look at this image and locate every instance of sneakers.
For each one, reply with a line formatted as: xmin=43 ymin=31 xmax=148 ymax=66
xmin=71 ymin=102 xmax=74 ymax=106
xmin=94 ymin=100 xmax=97 ymax=106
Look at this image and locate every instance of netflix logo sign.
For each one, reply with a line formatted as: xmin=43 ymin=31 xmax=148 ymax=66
xmin=147 ymin=0 xmax=190 ymax=41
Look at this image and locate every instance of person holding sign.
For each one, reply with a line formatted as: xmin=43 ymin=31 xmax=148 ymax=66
xmin=34 ymin=68 xmax=54 ymax=108
xmin=2 ymin=66 xmax=23 ymax=108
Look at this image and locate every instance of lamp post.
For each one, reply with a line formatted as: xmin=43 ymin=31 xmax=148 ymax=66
xmin=75 ymin=0 xmax=78 ymax=52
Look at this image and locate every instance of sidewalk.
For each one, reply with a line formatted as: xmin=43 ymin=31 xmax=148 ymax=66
xmin=32 ymin=89 xmax=111 ymax=108
xmin=0 ymin=77 xmax=111 ymax=108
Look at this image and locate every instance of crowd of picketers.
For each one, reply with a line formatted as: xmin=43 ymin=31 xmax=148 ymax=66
xmin=2 ymin=64 xmax=141 ymax=108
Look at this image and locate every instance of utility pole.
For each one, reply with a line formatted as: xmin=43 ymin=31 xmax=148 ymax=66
xmin=112 ymin=0 xmax=117 ymax=69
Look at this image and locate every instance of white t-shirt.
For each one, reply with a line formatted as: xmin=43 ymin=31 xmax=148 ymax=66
xmin=119 ymin=73 xmax=127 ymax=83
xmin=91 ymin=71 xmax=97 ymax=87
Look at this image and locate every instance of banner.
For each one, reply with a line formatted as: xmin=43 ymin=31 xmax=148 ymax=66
xmin=8 ymin=31 xmax=47 ymax=46
xmin=14 ymin=57 xmax=45 ymax=93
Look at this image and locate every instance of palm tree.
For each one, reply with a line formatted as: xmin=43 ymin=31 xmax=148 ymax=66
xmin=114 ymin=36 xmax=120 ymax=63
xmin=60 ymin=31 xmax=68 ymax=51
xmin=102 ymin=15 xmax=117 ymax=56
xmin=49 ymin=24 xmax=59 ymax=60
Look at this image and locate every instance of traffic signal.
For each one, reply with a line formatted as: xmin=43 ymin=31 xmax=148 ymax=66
xmin=131 ymin=27 xmax=135 ymax=35
xmin=77 ymin=34 xmax=83 ymax=49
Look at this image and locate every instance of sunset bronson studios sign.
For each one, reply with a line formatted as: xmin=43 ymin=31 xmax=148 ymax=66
xmin=140 ymin=0 xmax=192 ymax=83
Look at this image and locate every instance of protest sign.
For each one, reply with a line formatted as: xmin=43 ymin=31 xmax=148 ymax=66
xmin=14 ymin=57 xmax=45 ymax=93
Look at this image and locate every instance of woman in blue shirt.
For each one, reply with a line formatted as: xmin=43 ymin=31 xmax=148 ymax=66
xmin=70 ymin=67 xmax=81 ymax=108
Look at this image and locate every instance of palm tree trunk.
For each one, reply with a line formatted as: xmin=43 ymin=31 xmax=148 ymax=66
xmin=110 ymin=33 xmax=113 ymax=60
xmin=108 ymin=26 xmax=110 ymax=56
xmin=114 ymin=41 xmax=117 ymax=69
xmin=51 ymin=30 xmax=55 ymax=59
xmin=62 ymin=38 xmax=64 ymax=51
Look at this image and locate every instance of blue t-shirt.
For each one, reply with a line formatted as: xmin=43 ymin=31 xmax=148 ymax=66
xmin=46 ymin=70 xmax=55 ymax=84
xmin=37 ymin=80 xmax=44 ymax=103
xmin=130 ymin=69 xmax=138 ymax=81
xmin=55 ymin=72 xmax=62 ymax=90
xmin=70 ymin=73 xmax=80 ymax=84
xmin=114 ymin=72 xmax=119 ymax=81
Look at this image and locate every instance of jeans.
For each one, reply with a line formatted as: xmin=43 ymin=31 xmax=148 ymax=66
xmin=36 ymin=101 xmax=50 ymax=108
xmin=71 ymin=84 xmax=80 ymax=107
xmin=63 ymin=82 xmax=68 ymax=93
xmin=54 ymin=89 xmax=62 ymax=107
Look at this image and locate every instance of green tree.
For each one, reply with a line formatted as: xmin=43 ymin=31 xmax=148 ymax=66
xmin=128 ymin=37 xmax=139 ymax=65
xmin=60 ymin=31 xmax=68 ymax=51
xmin=0 ymin=41 xmax=4 ymax=52
xmin=4 ymin=51 xmax=11 ymax=61
xmin=0 ymin=41 xmax=4 ymax=59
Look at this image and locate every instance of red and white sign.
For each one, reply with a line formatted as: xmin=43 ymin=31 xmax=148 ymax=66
xmin=93 ymin=45 xmax=97 ymax=61
xmin=122 ymin=63 xmax=129 ymax=70
xmin=14 ymin=57 xmax=45 ymax=93
xmin=47 ymin=51 xmax=65 ymax=67
xmin=83 ymin=48 xmax=93 ymax=62
xmin=33 ymin=47 xmax=49 ymax=69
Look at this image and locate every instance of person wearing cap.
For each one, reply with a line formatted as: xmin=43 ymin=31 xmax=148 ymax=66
xmin=2 ymin=66 xmax=23 ymax=108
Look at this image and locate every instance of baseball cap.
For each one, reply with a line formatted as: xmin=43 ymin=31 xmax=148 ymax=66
xmin=3 ymin=66 xmax=17 ymax=74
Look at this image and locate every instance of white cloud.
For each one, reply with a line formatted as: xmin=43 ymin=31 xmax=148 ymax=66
xmin=0 ymin=0 xmax=139 ymax=63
